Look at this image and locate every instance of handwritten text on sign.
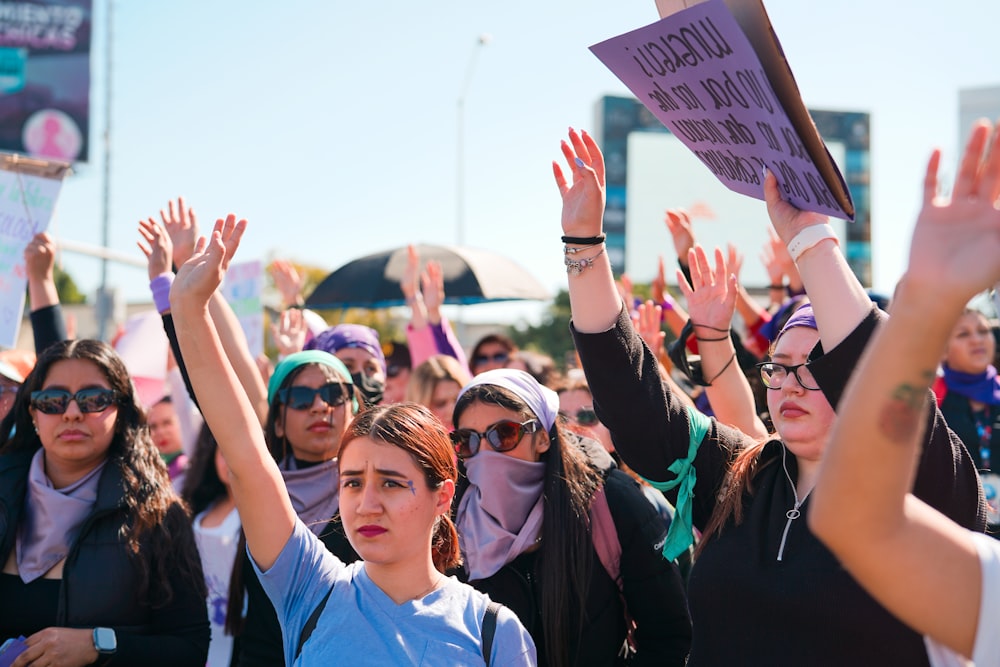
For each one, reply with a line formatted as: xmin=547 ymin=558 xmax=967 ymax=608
xmin=0 ymin=170 xmax=63 ymax=348
xmin=590 ymin=0 xmax=849 ymax=219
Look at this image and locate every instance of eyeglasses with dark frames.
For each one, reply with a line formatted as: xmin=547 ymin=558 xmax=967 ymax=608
xmin=755 ymin=361 xmax=821 ymax=391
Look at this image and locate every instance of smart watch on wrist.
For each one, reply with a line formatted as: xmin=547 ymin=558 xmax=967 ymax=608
xmin=93 ymin=627 xmax=117 ymax=655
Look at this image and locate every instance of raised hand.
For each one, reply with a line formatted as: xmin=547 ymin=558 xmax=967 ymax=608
xmin=421 ymin=260 xmax=445 ymax=322
xmin=137 ymin=218 xmax=173 ymax=280
xmin=905 ymin=120 xmax=1000 ymax=302
xmin=171 ymin=215 xmax=247 ymax=311
xmin=763 ymin=169 xmax=830 ymax=245
xmin=400 ymin=244 xmax=421 ymax=302
xmin=664 ymin=209 xmax=695 ymax=263
xmin=160 ymin=196 xmax=199 ymax=267
xmin=617 ymin=273 xmax=635 ymax=313
xmin=650 ymin=256 xmax=668 ymax=304
xmin=553 ymin=127 xmax=606 ymax=237
xmin=271 ymin=307 xmax=307 ymax=357
xmin=23 ymin=232 xmax=56 ymax=283
xmin=269 ymin=259 xmax=304 ymax=308
xmin=634 ymin=300 xmax=666 ymax=357
xmin=677 ymin=245 xmax=737 ymax=334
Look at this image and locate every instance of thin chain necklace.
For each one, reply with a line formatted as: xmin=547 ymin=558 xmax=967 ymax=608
xmin=414 ymin=575 xmax=444 ymax=600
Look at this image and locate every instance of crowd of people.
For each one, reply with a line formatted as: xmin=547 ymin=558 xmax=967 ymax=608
xmin=0 ymin=114 xmax=998 ymax=665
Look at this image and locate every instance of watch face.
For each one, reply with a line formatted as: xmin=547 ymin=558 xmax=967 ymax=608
xmin=94 ymin=627 xmax=116 ymax=653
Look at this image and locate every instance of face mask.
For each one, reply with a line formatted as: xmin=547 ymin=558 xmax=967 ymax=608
xmin=351 ymin=372 xmax=384 ymax=408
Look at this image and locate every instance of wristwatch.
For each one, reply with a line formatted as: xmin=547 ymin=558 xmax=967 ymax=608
xmin=92 ymin=627 xmax=117 ymax=655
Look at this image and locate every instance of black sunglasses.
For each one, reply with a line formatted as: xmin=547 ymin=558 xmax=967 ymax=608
xmin=450 ymin=419 xmax=541 ymax=459
xmin=472 ymin=351 xmax=510 ymax=367
xmin=755 ymin=361 xmax=820 ymax=391
xmin=30 ymin=388 xmax=118 ymax=415
xmin=277 ymin=383 xmax=348 ymax=410
xmin=560 ymin=407 xmax=599 ymax=427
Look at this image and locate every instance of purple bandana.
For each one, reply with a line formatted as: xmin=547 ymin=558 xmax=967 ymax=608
xmin=456 ymin=449 xmax=546 ymax=581
xmin=17 ymin=450 xmax=107 ymax=583
xmin=279 ymin=457 xmax=340 ymax=536
xmin=942 ymin=364 xmax=1000 ymax=406
xmin=305 ymin=324 xmax=386 ymax=375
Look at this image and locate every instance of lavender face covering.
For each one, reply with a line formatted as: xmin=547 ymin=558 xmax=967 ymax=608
xmin=280 ymin=457 xmax=340 ymax=536
xmin=17 ymin=449 xmax=107 ymax=583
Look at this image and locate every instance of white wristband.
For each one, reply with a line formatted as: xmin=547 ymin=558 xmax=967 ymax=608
xmin=786 ymin=224 xmax=838 ymax=263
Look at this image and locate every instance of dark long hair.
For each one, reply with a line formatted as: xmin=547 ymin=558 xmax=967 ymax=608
xmin=453 ymin=385 xmax=601 ymax=667
xmin=339 ymin=403 xmax=461 ymax=573
xmin=0 ymin=339 xmax=205 ymax=606
xmin=180 ymin=423 xmax=227 ymax=517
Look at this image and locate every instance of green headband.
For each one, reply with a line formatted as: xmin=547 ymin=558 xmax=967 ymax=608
xmin=267 ymin=351 xmax=358 ymax=414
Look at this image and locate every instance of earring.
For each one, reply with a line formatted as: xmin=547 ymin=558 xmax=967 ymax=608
xmin=32 ymin=423 xmax=38 ymax=434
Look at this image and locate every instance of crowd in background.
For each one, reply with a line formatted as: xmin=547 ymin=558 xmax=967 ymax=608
xmin=0 ymin=121 xmax=998 ymax=666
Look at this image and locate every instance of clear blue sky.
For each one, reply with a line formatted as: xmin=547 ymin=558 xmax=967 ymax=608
xmin=50 ymin=0 xmax=1000 ymax=326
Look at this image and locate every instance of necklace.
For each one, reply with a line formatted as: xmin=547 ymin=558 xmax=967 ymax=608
xmin=414 ymin=575 xmax=443 ymax=600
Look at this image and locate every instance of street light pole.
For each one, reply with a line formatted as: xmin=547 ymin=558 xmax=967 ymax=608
xmin=456 ymin=34 xmax=490 ymax=248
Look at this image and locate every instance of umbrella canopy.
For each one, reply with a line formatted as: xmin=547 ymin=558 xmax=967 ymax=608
xmin=305 ymin=244 xmax=551 ymax=309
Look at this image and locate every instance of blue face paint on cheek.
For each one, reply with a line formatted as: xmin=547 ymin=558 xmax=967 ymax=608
xmin=407 ymin=480 xmax=416 ymax=495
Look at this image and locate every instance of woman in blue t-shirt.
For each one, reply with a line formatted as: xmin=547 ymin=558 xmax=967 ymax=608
xmin=169 ymin=216 xmax=535 ymax=666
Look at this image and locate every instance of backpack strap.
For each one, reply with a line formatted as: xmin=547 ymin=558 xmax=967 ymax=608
xmin=295 ymin=586 xmax=334 ymax=661
xmin=481 ymin=600 xmax=502 ymax=665
xmin=590 ymin=481 xmax=637 ymax=655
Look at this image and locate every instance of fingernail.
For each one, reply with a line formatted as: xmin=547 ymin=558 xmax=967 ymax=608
xmin=762 ymin=166 xmax=769 ymax=180
xmin=574 ymin=157 xmax=585 ymax=168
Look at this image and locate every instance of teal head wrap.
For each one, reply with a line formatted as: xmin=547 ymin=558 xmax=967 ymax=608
xmin=267 ymin=351 xmax=358 ymax=414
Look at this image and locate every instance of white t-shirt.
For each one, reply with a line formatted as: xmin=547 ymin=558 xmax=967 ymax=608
xmin=193 ymin=504 xmax=242 ymax=667
xmin=925 ymin=532 xmax=1000 ymax=666
xmin=253 ymin=518 xmax=536 ymax=666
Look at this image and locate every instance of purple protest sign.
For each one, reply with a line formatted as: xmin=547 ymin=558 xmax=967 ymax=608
xmin=590 ymin=0 xmax=853 ymax=220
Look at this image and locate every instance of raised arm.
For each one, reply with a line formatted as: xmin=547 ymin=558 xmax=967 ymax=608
xmin=170 ymin=216 xmax=295 ymax=571
xmin=553 ymin=128 xmax=620 ymax=331
xmin=24 ymin=232 xmax=67 ymax=351
xmin=678 ymin=245 xmax=768 ymax=440
xmin=809 ymin=121 xmax=1000 ymax=660
xmin=763 ymin=172 xmax=869 ymax=351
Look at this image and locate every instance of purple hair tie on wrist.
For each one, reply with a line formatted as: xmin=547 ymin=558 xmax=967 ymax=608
xmin=150 ymin=273 xmax=174 ymax=314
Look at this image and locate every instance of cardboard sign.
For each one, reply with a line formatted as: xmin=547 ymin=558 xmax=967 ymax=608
xmin=0 ymin=153 xmax=70 ymax=348
xmin=222 ymin=260 xmax=264 ymax=359
xmin=590 ymin=0 xmax=853 ymax=220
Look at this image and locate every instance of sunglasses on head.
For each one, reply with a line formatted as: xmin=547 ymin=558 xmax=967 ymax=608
xmin=560 ymin=407 xmax=599 ymax=427
xmin=30 ymin=388 xmax=118 ymax=415
xmin=473 ymin=351 xmax=510 ymax=367
xmin=450 ymin=418 xmax=541 ymax=459
xmin=277 ymin=383 xmax=348 ymax=410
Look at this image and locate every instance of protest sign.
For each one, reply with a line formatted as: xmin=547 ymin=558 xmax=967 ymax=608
xmin=590 ymin=0 xmax=854 ymax=220
xmin=222 ymin=260 xmax=264 ymax=359
xmin=0 ymin=153 xmax=70 ymax=348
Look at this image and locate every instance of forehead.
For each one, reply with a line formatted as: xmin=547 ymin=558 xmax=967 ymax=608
xmin=42 ymin=359 xmax=110 ymax=388
xmin=339 ymin=436 xmax=420 ymax=473
xmin=457 ymin=399 xmax=523 ymax=429
xmin=148 ymin=401 xmax=176 ymax=419
xmin=955 ymin=312 xmax=990 ymax=329
xmin=335 ymin=347 xmax=377 ymax=366
xmin=431 ymin=379 xmax=461 ymax=399
xmin=476 ymin=342 xmax=509 ymax=356
xmin=291 ymin=364 xmax=343 ymax=386
xmin=559 ymin=388 xmax=591 ymax=411
xmin=771 ymin=326 xmax=819 ymax=361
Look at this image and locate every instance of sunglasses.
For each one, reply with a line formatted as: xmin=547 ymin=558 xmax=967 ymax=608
xmin=756 ymin=361 xmax=820 ymax=391
xmin=0 ymin=385 xmax=18 ymax=398
xmin=560 ymin=407 xmax=599 ymax=427
xmin=277 ymin=383 xmax=348 ymax=410
xmin=30 ymin=388 xmax=118 ymax=415
xmin=472 ymin=352 xmax=510 ymax=367
xmin=386 ymin=364 xmax=406 ymax=379
xmin=450 ymin=419 xmax=541 ymax=459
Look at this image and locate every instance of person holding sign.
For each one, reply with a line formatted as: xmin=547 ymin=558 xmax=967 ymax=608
xmin=555 ymin=127 xmax=985 ymax=665
xmin=169 ymin=216 xmax=536 ymax=666
xmin=809 ymin=120 xmax=1000 ymax=666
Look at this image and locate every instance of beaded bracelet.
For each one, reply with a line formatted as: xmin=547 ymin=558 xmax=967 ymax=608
xmin=565 ymin=246 xmax=606 ymax=275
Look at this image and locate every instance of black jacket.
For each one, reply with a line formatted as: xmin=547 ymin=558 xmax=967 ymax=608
xmin=573 ymin=305 xmax=986 ymax=666
xmin=454 ymin=437 xmax=692 ymax=666
xmin=0 ymin=447 xmax=210 ymax=665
